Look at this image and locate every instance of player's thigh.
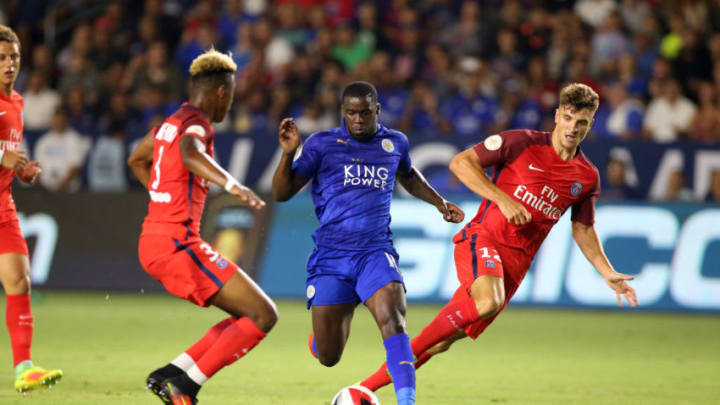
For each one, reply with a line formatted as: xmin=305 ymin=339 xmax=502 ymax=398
xmin=0 ymin=252 xmax=30 ymax=294
xmin=365 ymin=281 xmax=407 ymax=339
xmin=311 ymin=303 xmax=356 ymax=350
xmin=454 ymin=235 xmax=506 ymax=316
xmin=209 ymin=270 xmax=278 ymax=332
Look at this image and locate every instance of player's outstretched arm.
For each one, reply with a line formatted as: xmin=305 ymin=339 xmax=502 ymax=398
xmin=572 ymin=221 xmax=639 ymax=307
xmin=272 ymin=118 xmax=309 ymax=201
xmin=449 ymin=148 xmax=531 ymax=225
xmin=397 ymin=167 xmax=464 ymax=223
xmin=179 ymin=136 xmax=265 ymax=209
xmin=127 ymin=129 xmax=156 ymax=189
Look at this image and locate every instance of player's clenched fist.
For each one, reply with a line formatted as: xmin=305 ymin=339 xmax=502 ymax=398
xmin=438 ymin=201 xmax=465 ymax=223
xmin=497 ymin=197 xmax=532 ymax=225
xmin=1 ymin=150 xmax=28 ymax=172
xmin=16 ymin=161 xmax=41 ymax=184
xmin=229 ymin=184 xmax=266 ymax=210
xmin=278 ymin=118 xmax=301 ymax=154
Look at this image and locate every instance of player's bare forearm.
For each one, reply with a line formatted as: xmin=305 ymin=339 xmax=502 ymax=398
xmin=179 ymin=136 xmax=238 ymax=189
xmin=397 ymin=167 xmax=444 ymax=207
xmin=272 ymin=152 xmax=308 ymax=201
xmin=128 ymin=130 xmax=155 ymax=189
xmin=572 ymin=221 xmax=614 ymax=276
xmin=573 ymin=221 xmax=639 ymax=307
xmin=450 ymin=148 xmax=529 ymax=225
xmin=398 ymin=167 xmax=464 ymax=223
xmin=449 ymin=149 xmax=513 ymax=206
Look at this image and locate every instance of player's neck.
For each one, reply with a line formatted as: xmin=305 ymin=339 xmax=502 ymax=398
xmin=550 ymin=130 xmax=577 ymax=162
xmin=187 ymin=97 xmax=213 ymax=121
xmin=0 ymin=82 xmax=12 ymax=96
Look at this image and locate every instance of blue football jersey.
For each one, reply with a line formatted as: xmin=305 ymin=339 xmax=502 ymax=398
xmin=292 ymin=119 xmax=412 ymax=250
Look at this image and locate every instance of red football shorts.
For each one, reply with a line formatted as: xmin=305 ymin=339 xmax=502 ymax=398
xmin=0 ymin=219 xmax=29 ymax=256
xmin=138 ymin=234 xmax=238 ymax=307
xmin=451 ymin=230 xmax=531 ymax=339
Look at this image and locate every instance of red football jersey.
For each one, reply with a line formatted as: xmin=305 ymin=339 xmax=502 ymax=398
xmin=456 ymin=129 xmax=600 ymax=258
xmin=0 ymin=90 xmax=24 ymax=223
xmin=142 ymin=103 xmax=214 ymax=236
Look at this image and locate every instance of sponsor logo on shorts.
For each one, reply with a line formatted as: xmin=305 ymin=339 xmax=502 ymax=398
xmin=485 ymin=260 xmax=497 ymax=269
xmin=216 ymin=257 xmax=228 ymax=269
xmin=306 ymin=285 xmax=316 ymax=299
xmin=149 ymin=190 xmax=172 ymax=203
xmin=571 ymin=182 xmax=583 ymax=196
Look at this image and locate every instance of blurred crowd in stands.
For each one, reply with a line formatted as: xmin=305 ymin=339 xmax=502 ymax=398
xmin=1 ymin=0 xmax=719 ymax=201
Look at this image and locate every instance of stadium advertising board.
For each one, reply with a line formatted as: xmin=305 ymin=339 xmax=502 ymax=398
xmin=260 ymin=195 xmax=720 ymax=312
xmin=13 ymin=190 xmax=271 ymax=291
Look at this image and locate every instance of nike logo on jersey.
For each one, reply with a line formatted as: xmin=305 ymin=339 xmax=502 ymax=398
xmin=399 ymin=361 xmax=415 ymax=367
xmin=336 ymin=138 xmax=349 ymax=145
xmin=528 ymin=163 xmax=544 ymax=172
xmin=0 ymin=111 xmax=6 ymax=116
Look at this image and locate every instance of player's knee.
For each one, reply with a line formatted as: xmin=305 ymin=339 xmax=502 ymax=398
xmin=474 ymin=296 xmax=503 ymax=318
xmin=1 ymin=271 xmax=29 ymax=294
xmin=317 ymin=351 xmax=342 ymax=367
xmin=251 ymin=301 xmax=279 ymax=333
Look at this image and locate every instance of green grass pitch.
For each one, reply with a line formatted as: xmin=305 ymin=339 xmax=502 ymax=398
xmin=0 ymin=291 xmax=718 ymax=404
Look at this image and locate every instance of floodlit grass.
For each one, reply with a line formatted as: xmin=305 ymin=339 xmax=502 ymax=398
xmin=0 ymin=292 xmax=717 ymax=404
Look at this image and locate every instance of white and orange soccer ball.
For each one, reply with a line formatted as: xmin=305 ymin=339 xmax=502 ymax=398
xmin=331 ymin=385 xmax=380 ymax=405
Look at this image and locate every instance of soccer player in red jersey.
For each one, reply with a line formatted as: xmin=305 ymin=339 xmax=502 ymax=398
xmin=0 ymin=24 xmax=62 ymax=394
xmin=128 ymin=49 xmax=276 ymax=405
xmin=359 ymin=83 xmax=639 ymax=393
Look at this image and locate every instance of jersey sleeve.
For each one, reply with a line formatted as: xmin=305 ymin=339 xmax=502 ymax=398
xmin=291 ymin=133 xmax=322 ymax=179
xmin=472 ymin=130 xmax=531 ymax=168
xmin=571 ymin=173 xmax=600 ymax=226
xmin=180 ymin=118 xmax=211 ymax=141
xmin=397 ymin=133 xmax=412 ymax=173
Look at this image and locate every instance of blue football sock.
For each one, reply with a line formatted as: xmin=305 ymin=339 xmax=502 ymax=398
xmin=384 ymin=333 xmax=416 ymax=405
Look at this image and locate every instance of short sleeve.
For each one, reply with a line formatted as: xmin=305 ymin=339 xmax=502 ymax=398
xmin=180 ymin=118 xmax=210 ymax=140
xmin=291 ymin=133 xmax=322 ymax=179
xmin=571 ymin=174 xmax=600 ymax=226
xmin=472 ymin=130 xmax=533 ymax=168
xmin=397 ymin=134 xmax=412 ymax=173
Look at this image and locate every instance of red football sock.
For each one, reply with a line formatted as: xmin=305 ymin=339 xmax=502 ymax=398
xmin=410 ymin=294 xmax=480 ymax=356
xmin=361 ymin=351 xmax=434 ymax=391
xmin=186 ymin=317 xmax=233 ymax=362
xmin=194 ymin=317 xmax=266 ymax=379
xmin=361 ymin=295 xmax=480 ymax=392
xmin=6 ymin=294 xmax=33 ymax=366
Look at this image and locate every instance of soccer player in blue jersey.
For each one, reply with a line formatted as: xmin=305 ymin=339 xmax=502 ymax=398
xmin=272 ymin=81 xmax=464 ymax=405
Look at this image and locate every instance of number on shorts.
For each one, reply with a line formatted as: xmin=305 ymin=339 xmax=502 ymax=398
xmin=199 ymin=242 xmax=220 ymax=262
xmin=478 ymin=247 xmax=501 ymax=262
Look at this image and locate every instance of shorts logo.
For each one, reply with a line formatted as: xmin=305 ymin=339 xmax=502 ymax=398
xmin=485 ymin=260 xmax=497 ymax=269
xmin=216 ymin=257 xmax=228 ymax=269
xmin=306 ymin=285 xmax=316 ymax=299
xmin=381 ymin=139 xmax=394 ymax=153
xmin=571 ymin=182 xmax=582 ymax=196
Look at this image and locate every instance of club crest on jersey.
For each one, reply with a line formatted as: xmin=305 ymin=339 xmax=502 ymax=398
xmin=306 ymin=285 xmax=316 ymax=299
xmin=484 ymin=134 xmax=502 ymax=151
xmin=571 ymin=182 xmax=583 ymax=196
xmin=216 ymin=257 xmax=228 ymax=269
xmin=381 ymin=139 xmax=394 ymax=153
xmin=485 ymin=260 xmax=497 ymax=269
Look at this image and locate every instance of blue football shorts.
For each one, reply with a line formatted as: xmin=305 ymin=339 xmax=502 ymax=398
xmin=304 ymin=246 xmax=405 ymax=309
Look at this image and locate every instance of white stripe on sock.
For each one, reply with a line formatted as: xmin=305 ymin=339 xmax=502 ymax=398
xmin=171 ymin=353 xmax=195 ymax=371
xmin=186 ymin=365 xmax=208 ymax=385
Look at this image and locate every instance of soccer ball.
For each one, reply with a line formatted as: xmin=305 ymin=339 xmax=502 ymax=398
xmin=331 ymin=385 xmax=380 ymax=405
